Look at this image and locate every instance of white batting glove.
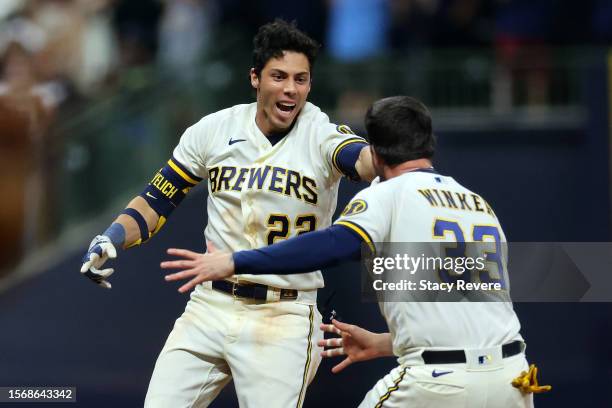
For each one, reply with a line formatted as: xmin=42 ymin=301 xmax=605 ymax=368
xmin=80 ymin=235 xmax=117 ymax=289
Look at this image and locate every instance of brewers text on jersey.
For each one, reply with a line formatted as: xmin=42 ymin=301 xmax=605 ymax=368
xmin=208 ymin=165 xmax=318 ymax=204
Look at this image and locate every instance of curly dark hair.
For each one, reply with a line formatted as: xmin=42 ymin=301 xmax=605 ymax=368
xmin=365 ymin=96 xmax=436 ymax=165
xmin=252 ymin=19 xmax=320 ymax=77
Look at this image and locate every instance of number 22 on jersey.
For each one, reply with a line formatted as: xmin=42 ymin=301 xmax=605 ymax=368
xmin=267 ymin=214 xmax=317 ymax=245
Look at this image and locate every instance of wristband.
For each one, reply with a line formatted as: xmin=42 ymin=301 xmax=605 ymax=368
xmin=121 ymin=208 xmax=150 ymax=246
xmin=103 ymin=223 xmax=126 ymax=249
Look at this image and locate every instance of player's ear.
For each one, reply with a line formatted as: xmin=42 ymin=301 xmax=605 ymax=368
xmin=250 ymin=68 xmax=259 ymax=89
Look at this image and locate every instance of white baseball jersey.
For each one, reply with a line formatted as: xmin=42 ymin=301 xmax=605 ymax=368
xmin=335 ymin=170 xmax=523 ymax=362
xmin=173 ymin=101 xmax=365 ymax=290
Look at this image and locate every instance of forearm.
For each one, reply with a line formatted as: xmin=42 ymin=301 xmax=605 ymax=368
xmin=113 ymin=196 xmax=160 ymax=249
xmin=355 ymin=146 xmax=376 ymax=182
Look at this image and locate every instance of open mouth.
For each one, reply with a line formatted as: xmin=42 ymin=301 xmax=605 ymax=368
xmin=276 ymin=102 xmax=296 ymax=114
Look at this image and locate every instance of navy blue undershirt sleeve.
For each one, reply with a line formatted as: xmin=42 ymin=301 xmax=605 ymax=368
xmin=233 ymin=225 xmax=363 ymax=275
xmin=336 ymin=142 xmax=367 ymax=181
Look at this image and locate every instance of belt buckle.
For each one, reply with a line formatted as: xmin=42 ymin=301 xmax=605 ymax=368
xmin=280 ymin=289 xmax=298 ymax=300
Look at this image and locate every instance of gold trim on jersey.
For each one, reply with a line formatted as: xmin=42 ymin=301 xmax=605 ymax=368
xmin=168 ymin=159 xmax=199 ymax=185
xmin=374 ymin=366 xmax=408 ymax=408
xmin=331 ymin=137 xmax=367 ymax=175
xmin=335 ymin=221 xmax=375 ymax=254
xmin=296 ymin=305 xmax=315 ymax=408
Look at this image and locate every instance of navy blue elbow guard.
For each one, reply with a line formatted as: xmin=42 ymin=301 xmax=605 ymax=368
xmin=332 ymin=138 xmax=368 ymax=181
xmin=139 ymin=157 xmax=202 ymax=235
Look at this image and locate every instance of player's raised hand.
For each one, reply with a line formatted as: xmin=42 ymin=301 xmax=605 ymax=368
xmin=318 ymin=319 xmax=394 ymax=374
xmin=162 ymin=242 xmax=235 ymax=293
xmin=80 ymin=235 xmax=117 ymax=289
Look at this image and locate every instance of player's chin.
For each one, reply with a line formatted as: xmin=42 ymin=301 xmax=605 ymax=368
xmin=271 ymin=114 xmax=295 ymax=132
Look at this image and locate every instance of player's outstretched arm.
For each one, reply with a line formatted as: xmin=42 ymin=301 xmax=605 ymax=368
xmin=160 ymin=224 xmax=364 ymax=293
xmin=80 ymin=156 xmax=202 ymax=289
xmin=318 ymin=319 xmax=394 ymax=373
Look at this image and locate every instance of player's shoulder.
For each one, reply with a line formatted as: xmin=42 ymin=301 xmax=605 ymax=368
xmin=185 ymin=103 xmax=253 ymax=141
xmin=194 ymin=103 xmax=252 ymax=126
xmin=299 ymin=102 xmax=364 ymax=141
xmin=350 ymin=178 xmax=392 ymax=202
xmin=339 ymin=180 xmax=392 ymax=219
xmin=295 ymin=102 xmax=332 ymax=133
xmin=299 ymin=101 xmax=326 ymax=121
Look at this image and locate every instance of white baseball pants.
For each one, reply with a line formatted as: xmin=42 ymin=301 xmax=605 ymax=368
xmin=144 ymin=282 xmax=322 ymax=408
xmin=359 ymin=353 xmax=534 ymax=408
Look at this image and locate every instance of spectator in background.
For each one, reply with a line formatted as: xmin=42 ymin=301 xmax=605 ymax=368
xmin=73 ymin=0 xmax=118 ymax=95
xmin=158 ymin=0 xmax=218 ymax=83
xmin=492 ymin=0 xmax=554 ymax=112
xmin=326 ymin=0 xmax=390 ymax=61
xmin=2 ymin=0 xmax=117 ymax=99
xmin=388 ymin=0 xmax=439 ymax=50
xmin=432 ymin=0 xmax=493 ymax=47
xmin=258 ymin=0 xmax=327 ymax=44
xmin=26 ymin=0 xmax=83 ymax=94
xmin=325 ymin=0 xmax=390 ymax=133
xmin=0 ymin=0 xmax=27 ymax=20
xmin=157 ymin=0 xmax=220 ymax=146
xmin=113 ymin=0 xmax=163 ymax=68
xmin=0 ymin=42 xmax=54 ymax=271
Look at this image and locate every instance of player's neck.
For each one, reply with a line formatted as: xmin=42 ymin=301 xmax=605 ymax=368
xmin=255 ymin=115 xmax=296 ymax=139
xmin=384 ymin=159 xmax=433 ymax=180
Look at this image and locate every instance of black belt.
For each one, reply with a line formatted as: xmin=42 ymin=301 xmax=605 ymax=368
xmin=212 ymin=280 xmax=298 ymax=301
xmin=421 ymin=341 xmax=523 ymax=365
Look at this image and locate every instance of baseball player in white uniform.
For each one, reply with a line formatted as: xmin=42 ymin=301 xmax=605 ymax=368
xmin=164 ymin=96 xmax=551 ymax=407
xmin=79 ymin=20 xmax=374 ymax=407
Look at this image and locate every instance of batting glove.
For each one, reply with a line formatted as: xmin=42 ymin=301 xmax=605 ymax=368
xmin=80 ymin=235 xmax=117 ymax=289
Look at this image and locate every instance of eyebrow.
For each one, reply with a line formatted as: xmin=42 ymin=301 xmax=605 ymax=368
xmin=269 ymin=69 xmax=310 ymax=76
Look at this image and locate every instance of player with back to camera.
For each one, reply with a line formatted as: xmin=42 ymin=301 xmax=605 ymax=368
xmin=163 ymin=96 xmax=551 ymax=407
xmin=79 ymin=20 xmax=375 ymax=407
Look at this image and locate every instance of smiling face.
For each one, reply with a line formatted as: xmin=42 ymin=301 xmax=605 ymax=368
xmin=251 ymin=51 xmax=311 ymax=135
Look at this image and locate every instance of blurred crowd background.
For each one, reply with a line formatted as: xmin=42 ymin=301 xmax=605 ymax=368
xmin=1 ymin=1 xmax=611 ymax=407
xmin=1 ymin=0 xmax=612 ymax=272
